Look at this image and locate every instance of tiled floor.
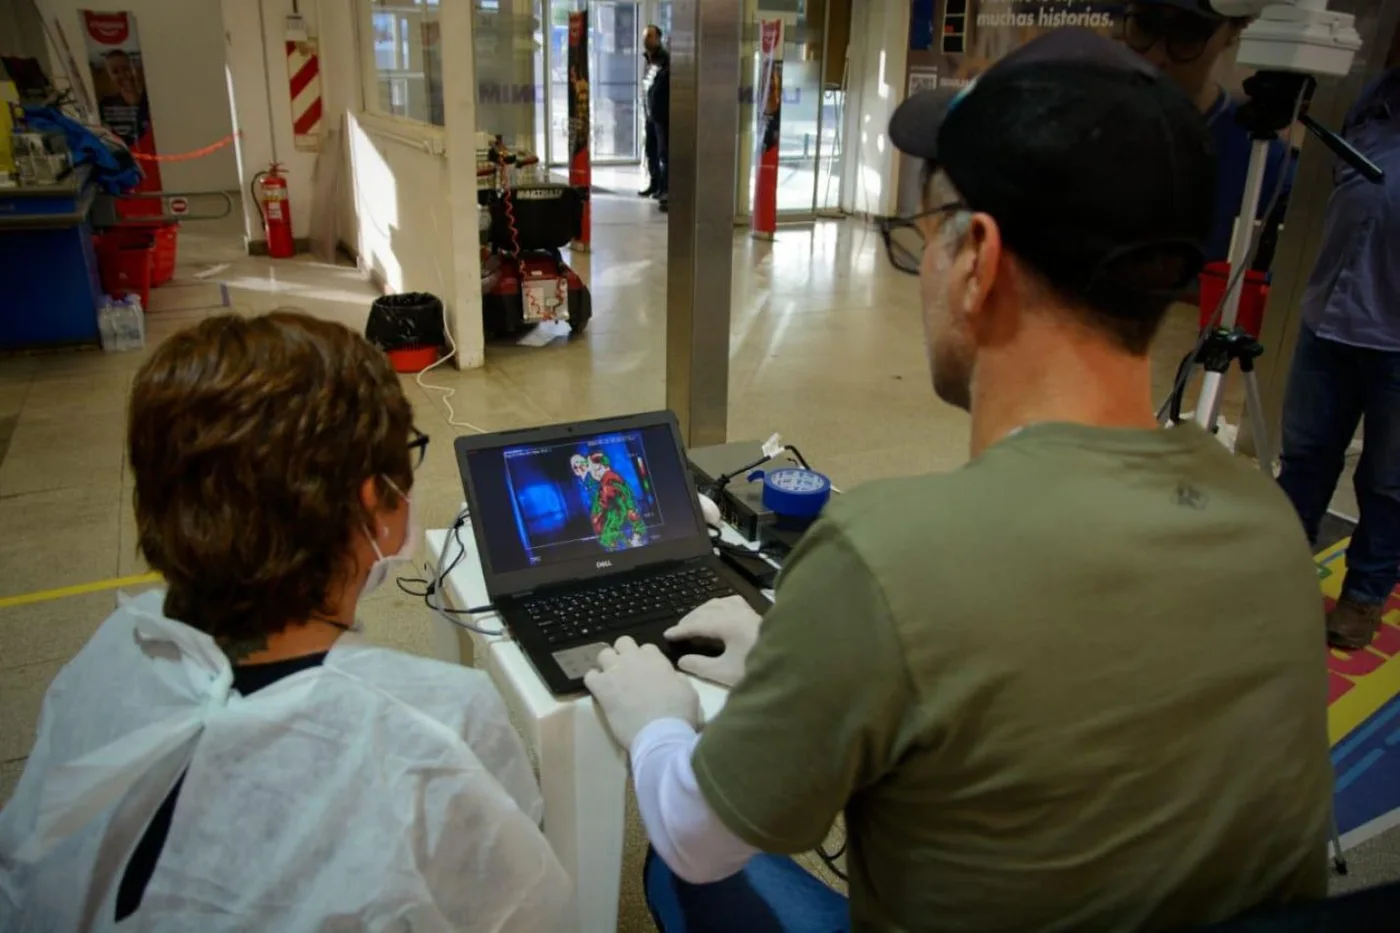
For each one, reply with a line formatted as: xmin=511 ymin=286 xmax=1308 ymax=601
xmin=0 ymin=179 xmax=1391 ymax=927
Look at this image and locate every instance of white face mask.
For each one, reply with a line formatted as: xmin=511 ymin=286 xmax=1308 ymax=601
xmin=361 ymin=477 xmax=418 ymax=599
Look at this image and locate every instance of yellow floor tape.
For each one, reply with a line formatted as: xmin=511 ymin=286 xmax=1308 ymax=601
xmin=0 ymin=572 xmax=163 ymax=611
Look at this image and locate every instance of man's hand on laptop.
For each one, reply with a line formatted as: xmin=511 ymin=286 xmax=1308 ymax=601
xmin=664 ymin=595 xmax=761 ymax=689
xmin=586 ymin=637 xmax=701 ymax=750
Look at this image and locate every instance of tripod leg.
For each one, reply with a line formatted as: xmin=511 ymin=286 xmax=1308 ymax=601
xmin=1194 ymin=370 xmax=1229 ymax=434
xmin=1240 ymin=370 xmax=1275 ymax=477
xmin=1330 ymin=811 xmax=1349 ymax=875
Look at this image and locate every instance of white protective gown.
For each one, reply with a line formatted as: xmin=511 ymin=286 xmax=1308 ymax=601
xmin=0 ymin=591 xmax=573 ymax=932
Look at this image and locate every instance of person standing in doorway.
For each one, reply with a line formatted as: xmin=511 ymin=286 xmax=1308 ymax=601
xmin=640 ymin=24 xmax=667 ymax=198
xmin=643 ymin=25 xmax=671 ymax=213
xmin=1117 ymin=1 xmax=1295 ymax=265
xmin=1278 ymin=43 xmax=1400 ymax=651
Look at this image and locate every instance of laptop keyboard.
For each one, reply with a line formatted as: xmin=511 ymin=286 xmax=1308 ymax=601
xmin=521 ymin=565 xmax=736 ymax=646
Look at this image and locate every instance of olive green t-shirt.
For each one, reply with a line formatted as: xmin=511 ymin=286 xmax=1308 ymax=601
xmin=693 ymin=423 xmax=1331 ymax=933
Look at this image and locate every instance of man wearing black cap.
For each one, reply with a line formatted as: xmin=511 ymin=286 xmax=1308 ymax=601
xmin=1117 ymin=1 xmax=1295 ymax=264
xmin=585 ymin=29 xmax=1331 ymax=932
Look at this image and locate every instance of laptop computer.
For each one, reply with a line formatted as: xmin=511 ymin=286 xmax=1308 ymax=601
xmin=455 ymin=410 xmax=769 ymax=696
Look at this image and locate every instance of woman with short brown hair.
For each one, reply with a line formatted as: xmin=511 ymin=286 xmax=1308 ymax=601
xmin=0 ymin=312 xmax=570 ymax=931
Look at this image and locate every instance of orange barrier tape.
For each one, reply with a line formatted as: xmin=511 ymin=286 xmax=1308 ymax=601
xmin=130 ymin=133 xmax=240 ymax=163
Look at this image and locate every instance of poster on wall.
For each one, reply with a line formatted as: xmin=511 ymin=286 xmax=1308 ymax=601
xmin=897 ymin=0 xmax=1118 ymax=213
xmin=751 ymin=19 xmax=783 ymax=240
xmin=80 ymin=9 xmax=162 ymax=204
xmin=915 ymin=1 xmax=1116 ymax=88
xmin=567 ymin=11 xmax=591 ymax=251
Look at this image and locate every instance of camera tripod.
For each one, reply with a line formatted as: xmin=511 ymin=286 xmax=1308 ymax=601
xmin=1163 ymin=70 xmax=1382 ymax=476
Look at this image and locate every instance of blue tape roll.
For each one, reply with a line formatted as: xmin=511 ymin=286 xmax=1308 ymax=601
xmin=755 ymin=467 xmax=832 ymax=520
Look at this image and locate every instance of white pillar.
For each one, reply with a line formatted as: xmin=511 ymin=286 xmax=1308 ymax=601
xmin=439 ymin=0 xmax=486 ymax=369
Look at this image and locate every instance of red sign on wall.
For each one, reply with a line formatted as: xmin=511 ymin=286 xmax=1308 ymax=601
xmin=81 ymin=11 xmax=130 ymax=45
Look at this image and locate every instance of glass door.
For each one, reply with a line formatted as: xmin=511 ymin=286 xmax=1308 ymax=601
xmin=591 ymin=2 xmax=641 ymax=162
xmin=544 ymin=0 xmax=642 ymax=166
xmin=736 ymin=0 xmax=846 ymax=219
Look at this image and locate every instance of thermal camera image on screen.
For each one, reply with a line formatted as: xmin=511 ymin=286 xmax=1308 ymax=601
xmin=503 ymin=432 xmax=664 ymax=562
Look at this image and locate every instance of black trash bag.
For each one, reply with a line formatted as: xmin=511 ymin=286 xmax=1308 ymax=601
xmin=365 ymin=293 xmax=445 ymax=352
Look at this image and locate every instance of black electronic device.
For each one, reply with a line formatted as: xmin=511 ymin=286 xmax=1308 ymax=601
xmin=687 ymin=441 xmax=803 ymax=541
xmin=756 ymin=522 xmax=809 ymax=561
xmin=718 ymin=545 xmax=780 ymax=590
xmin=455 ymin=410 xmax=768 ymax=696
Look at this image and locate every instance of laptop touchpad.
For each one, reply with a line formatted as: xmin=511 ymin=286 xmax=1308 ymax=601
xmin=553 ymin=643 xmax=610 ymax=681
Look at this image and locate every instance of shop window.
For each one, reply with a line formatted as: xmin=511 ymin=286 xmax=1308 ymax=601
xmin=361 ymin=0 xmax=444 ymax=126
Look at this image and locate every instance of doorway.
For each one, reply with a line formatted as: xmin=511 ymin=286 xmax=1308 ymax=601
xmin=736 ymin=0 xmax=847 ymax=221
xmin=543 ymin=1 xmax=645 ymax=167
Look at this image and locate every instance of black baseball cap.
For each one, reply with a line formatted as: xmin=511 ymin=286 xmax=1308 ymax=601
xmin=889 ymin=28 xmax=1218 ymax=321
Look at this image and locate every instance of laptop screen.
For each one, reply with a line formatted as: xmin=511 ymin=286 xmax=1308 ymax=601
xmin=463 ymin=422 xmax=706 ymax=580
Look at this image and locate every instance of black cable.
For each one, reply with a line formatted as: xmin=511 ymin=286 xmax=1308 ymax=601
xmin=783 ymin=444 xmax=810 ymax=470
xmin=396 ymin=515 xmax=501 ymax=631
xmin=817 ymin=839 xmax=848 ymax=881
xmin=711 ymin=445 xmax=813 ymax=496
xmin=712 ymin=452 xmax=775 ymax=493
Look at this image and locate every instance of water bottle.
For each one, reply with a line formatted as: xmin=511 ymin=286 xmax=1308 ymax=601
xmin=98 ymin=296 xmax=146 ymax=352
xmin=97 ymin=300 xmax=118 ymax=352
xmin=119 ymin=297 xmax=146 ymax=351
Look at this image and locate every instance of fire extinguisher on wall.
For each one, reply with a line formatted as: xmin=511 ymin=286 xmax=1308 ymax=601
xmin=251 ymin=163 xmax=295 ymax=259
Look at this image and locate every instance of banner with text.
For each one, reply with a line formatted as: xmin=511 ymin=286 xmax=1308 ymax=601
xmin=567 ymin=11 xmax=591 ymax=250
xmin=751 ymin=19 xmax=784 ymax=239
xmin=898 ymin=0 xmax=1118 ymax=212
xmin=914 ymin=1 xmax=1116 ymax=86
xmin=81 ymin=9 xmax=162 ymax=207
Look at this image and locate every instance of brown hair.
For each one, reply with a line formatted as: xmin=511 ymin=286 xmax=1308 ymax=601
xmin=128 ymin=312 xmax=413 ymax=643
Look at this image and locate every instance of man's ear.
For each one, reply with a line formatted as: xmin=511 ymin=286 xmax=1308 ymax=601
xmin=963 ymin=213 xmax=1002 ymax=318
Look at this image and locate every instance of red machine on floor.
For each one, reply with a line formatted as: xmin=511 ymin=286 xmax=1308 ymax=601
xmin=478 ymin=141 xmax=591 ymax=338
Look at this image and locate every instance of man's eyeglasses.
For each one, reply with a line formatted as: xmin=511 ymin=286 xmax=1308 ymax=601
xmin=1116 ymin=5 xmax=1223 ymax=65
xmin=877 ymin=201 xmax=966 ymax=276
xmin=408 ymin=428 xmax=430 ymax=471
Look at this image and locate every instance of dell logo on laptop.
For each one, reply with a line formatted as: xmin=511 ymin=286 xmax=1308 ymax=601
xmin=596 ymin=560 xmax=614 ymax=569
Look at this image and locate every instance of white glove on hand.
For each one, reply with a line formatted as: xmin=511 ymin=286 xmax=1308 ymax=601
xmin=664 ymin=595 xmax=762 ymax=688
xmin=584 ymin=636 xmax=701 ymax=751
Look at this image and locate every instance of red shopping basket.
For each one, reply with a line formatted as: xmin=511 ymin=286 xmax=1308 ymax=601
xmin=1198 ymin=261 xmax=1268 ymax=338
xmin=113 ymin=221 xmax=178 ymax=287
xmin=95 ymin=232 xmax=155 ymax=310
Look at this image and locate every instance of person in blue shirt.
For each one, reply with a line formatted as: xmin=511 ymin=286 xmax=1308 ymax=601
xmin=1278 ymin=59 xmax=1400 ymax=650
xmin=1118 ymin=1 xmax=1295 ymax=264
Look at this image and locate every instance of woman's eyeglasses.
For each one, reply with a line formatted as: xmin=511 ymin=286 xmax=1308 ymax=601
xmin=408 ymin=428 xmax=430 ymax=471
xmin=1116 ymin=6 xmax=1222 ymax=65
xmin=876 ymin=201 xmax=966 ymax=276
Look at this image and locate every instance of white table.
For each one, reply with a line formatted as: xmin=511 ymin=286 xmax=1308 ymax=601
xmin=423 ymin=516 xmax=767 ymax=933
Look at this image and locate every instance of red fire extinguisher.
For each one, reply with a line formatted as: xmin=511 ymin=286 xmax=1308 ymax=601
xmin=251 ymin=163 xmax=295 ymax=259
